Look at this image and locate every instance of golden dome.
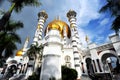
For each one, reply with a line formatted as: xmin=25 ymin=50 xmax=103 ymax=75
xmin=16 ymin=49 xmax=23 ymax=56
xmin=45 ymin=19 xmax=71 ymax=38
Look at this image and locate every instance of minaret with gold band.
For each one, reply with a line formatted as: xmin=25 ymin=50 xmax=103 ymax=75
xmin=67 ymin=10 xmax=82 ymax=79
xmin=33 ymin=10 xmax=48 ymax=45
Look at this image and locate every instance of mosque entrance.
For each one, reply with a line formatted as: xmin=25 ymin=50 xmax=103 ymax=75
xmin=101 ymin=53 xmax=119 ymax=74
xmin=85 ymin=58 xmax=94 ymax=76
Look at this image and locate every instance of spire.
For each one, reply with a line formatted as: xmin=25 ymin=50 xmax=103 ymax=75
xmin=26 ymin=37 xmax=29 ymax=42
xmin=54 ymin=16 xmax=60 ymax=20
xmin=85 ymin=35 xmax=89 ymax=44
xmin=22 ymin=37 xmax=29 ymax=50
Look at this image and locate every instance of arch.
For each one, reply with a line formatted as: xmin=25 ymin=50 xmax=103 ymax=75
xmin=83 ymin=56 xmax=91 ymax=62
xmin=99 ymin=50 xmax=119 ymax=63
xmin=99 ymin=50 xmax=119 ymax=74
xmin=85 ymin=57 xmax=94 ymax=75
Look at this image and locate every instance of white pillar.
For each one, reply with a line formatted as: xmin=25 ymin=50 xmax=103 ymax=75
xmin=33 ymin=10 xmax=48 ymax=45
xmin=40 ymin=29 xmax=62 ymax=80
xmin=67 ymin=10 xmax=82 ymax=79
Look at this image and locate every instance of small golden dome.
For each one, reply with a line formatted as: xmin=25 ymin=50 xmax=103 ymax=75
xmin=16 ymin=49 xmax=23 ymax=56
xmin=45 ymin=19 xmax=71 ymax=38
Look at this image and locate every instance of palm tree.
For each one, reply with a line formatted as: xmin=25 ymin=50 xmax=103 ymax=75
xmin=0 ymin=0 xmax=41 ymax=31
xmin=8 ymin=0 xmax=41 ymax=13
xmin=0 ymin=0 xmax=4 ymax=5
xmin=99 ymin=0 xmax=120 ymax=34
xmin=0 ymin=18 xmax=23 ymax=58
xmin=27 ymin=43 xmax=43 ymax=59
xmin=27 ymin=43 xmax=43 ymax=73
xmin=111 ymin=15 xmax=120 ymax=34
xmin=99 ymin=0 xmax=120 ymax=16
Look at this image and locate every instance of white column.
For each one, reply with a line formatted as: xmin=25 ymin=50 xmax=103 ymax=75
xmin=40 ymin=30 xmax=62 ymax=80
xmin=33 ymin=10 xmax=48 ymax=45
xmin=67 ymin=10 xmax=82 ymax=79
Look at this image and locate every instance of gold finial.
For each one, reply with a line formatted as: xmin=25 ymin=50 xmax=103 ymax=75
xmin=41 ymin=10 xmax=46 ymax=13
xmin=54 ymin=16 xmax=60 ymax=20
xmin=85 ymin=35 xmax=89 ymax=43
xmin=70 ymin=9 xmax=73 ymax=11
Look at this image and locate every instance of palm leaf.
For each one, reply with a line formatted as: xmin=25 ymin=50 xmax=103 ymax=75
xmin=99 ymin=3 xmax=111 ymax=13
xmin=0 ymin=11 xmax=11 ymax=31
xmin=4 ymin=41 xmax=17 ymax=58
xmin=5 ymin=20 xmax=23 ymax=31
xmin=0 ymin=0 xmax=4 ymax=5
xmin=0 ymin=18 xmax=23 ymax=58
xmin=111 ymin=16 xmax=120 ymax=34
xmin=27 ymin=43 xmax=43 ymax=59
xmin=9 ymin=0 xmax=41 ymax=12
xmin=8 ymin=32 xmax=21 ymax=43
xmin=99 ymin=0 xmax=119 ymax=16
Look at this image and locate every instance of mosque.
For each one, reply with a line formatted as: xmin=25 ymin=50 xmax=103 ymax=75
xmin=1 ymin=10 xmax=120 ymax=80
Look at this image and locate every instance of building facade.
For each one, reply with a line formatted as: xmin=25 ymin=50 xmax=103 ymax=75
xmin=1 ymin=10 xmax=120 ymax=80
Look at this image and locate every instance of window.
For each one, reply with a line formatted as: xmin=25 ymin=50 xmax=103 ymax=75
xmin=65 ymin=55 xmax=71 ymax=67
xmin=65 ymin=55 xmax=71 ymax=62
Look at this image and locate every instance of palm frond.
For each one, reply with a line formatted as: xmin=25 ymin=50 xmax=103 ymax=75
xmin=0 ymin=9 xmax=6 ymax=15
xmin=0 ymin=11 xmax=11 ymax=31
xmin=99 ymin=3 xmax=110 ymax=13
xmin=27 ymin=43 xmax=43 ymax=58
xmin=5 ymin=20 xmax=23 ymax=31
xmin=111 ymin=16 xmax=120 ymax=34
xmin=8 ymin=32 xmax=21 ymax=43
xmin=9 ymin=0 xmax=41 ymax=13
xmin=4 ymin=41 xmax=17 ymax=58
xmin=0 ymin=0 xmax=4 ymax=5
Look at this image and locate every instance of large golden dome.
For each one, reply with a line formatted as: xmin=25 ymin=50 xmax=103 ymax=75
xmin=45 ymin=19 xmax=71 ymax=38
xmin=16 ymin=49 xmax=23 ymax=56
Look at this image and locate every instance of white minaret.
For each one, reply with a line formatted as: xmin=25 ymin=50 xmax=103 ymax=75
xmin=63 ymin=26 xmax=67 ymax=47
xmin=40 ymin=27 xmax=62 ymax=79
xmin=33 ymin=10 xmax=48 ymax=45
xmin=22 ymin=37 xmax=29 ymax=55
xmin=67 ymin=10 xmax=82 ymax=79
xmin=32 ymin=10 xmax=48 ymax=72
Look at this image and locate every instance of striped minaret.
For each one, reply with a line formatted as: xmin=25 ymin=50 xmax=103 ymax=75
xmin=33 ymin=10 xmax=48 ymax=45
xmin=74 ymin=27 xmax=82 ymax=49
xmin=67 ymin=10 xmax=82 ymax=79
xmin=63 ymin=26 xmax=67 ymax=47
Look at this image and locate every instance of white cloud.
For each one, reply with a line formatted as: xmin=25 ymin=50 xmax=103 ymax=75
xmin=40 ymin=0 xmax=102 ymax=46
xmin=41 ymin=0 xmax=101 ymax=26
xmin=78 ymin=0 xmax=101 ymax=26
xmin=95 ymin=36 xmax=105 ymax=44
xmin=100 ymin=18 xmax=109 ymax=26
xmin=77 ymin=28 xmax=87 ymax=47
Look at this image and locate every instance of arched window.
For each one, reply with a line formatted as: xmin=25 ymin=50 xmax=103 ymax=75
xmin=65 ymin=55 xmax=71 ymax=67
xmin=65 ymin=55 xmax=71 ymax=62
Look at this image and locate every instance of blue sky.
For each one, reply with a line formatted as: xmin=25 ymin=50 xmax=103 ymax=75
xmin=0 ymin=0 xmax=115 ymax=49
